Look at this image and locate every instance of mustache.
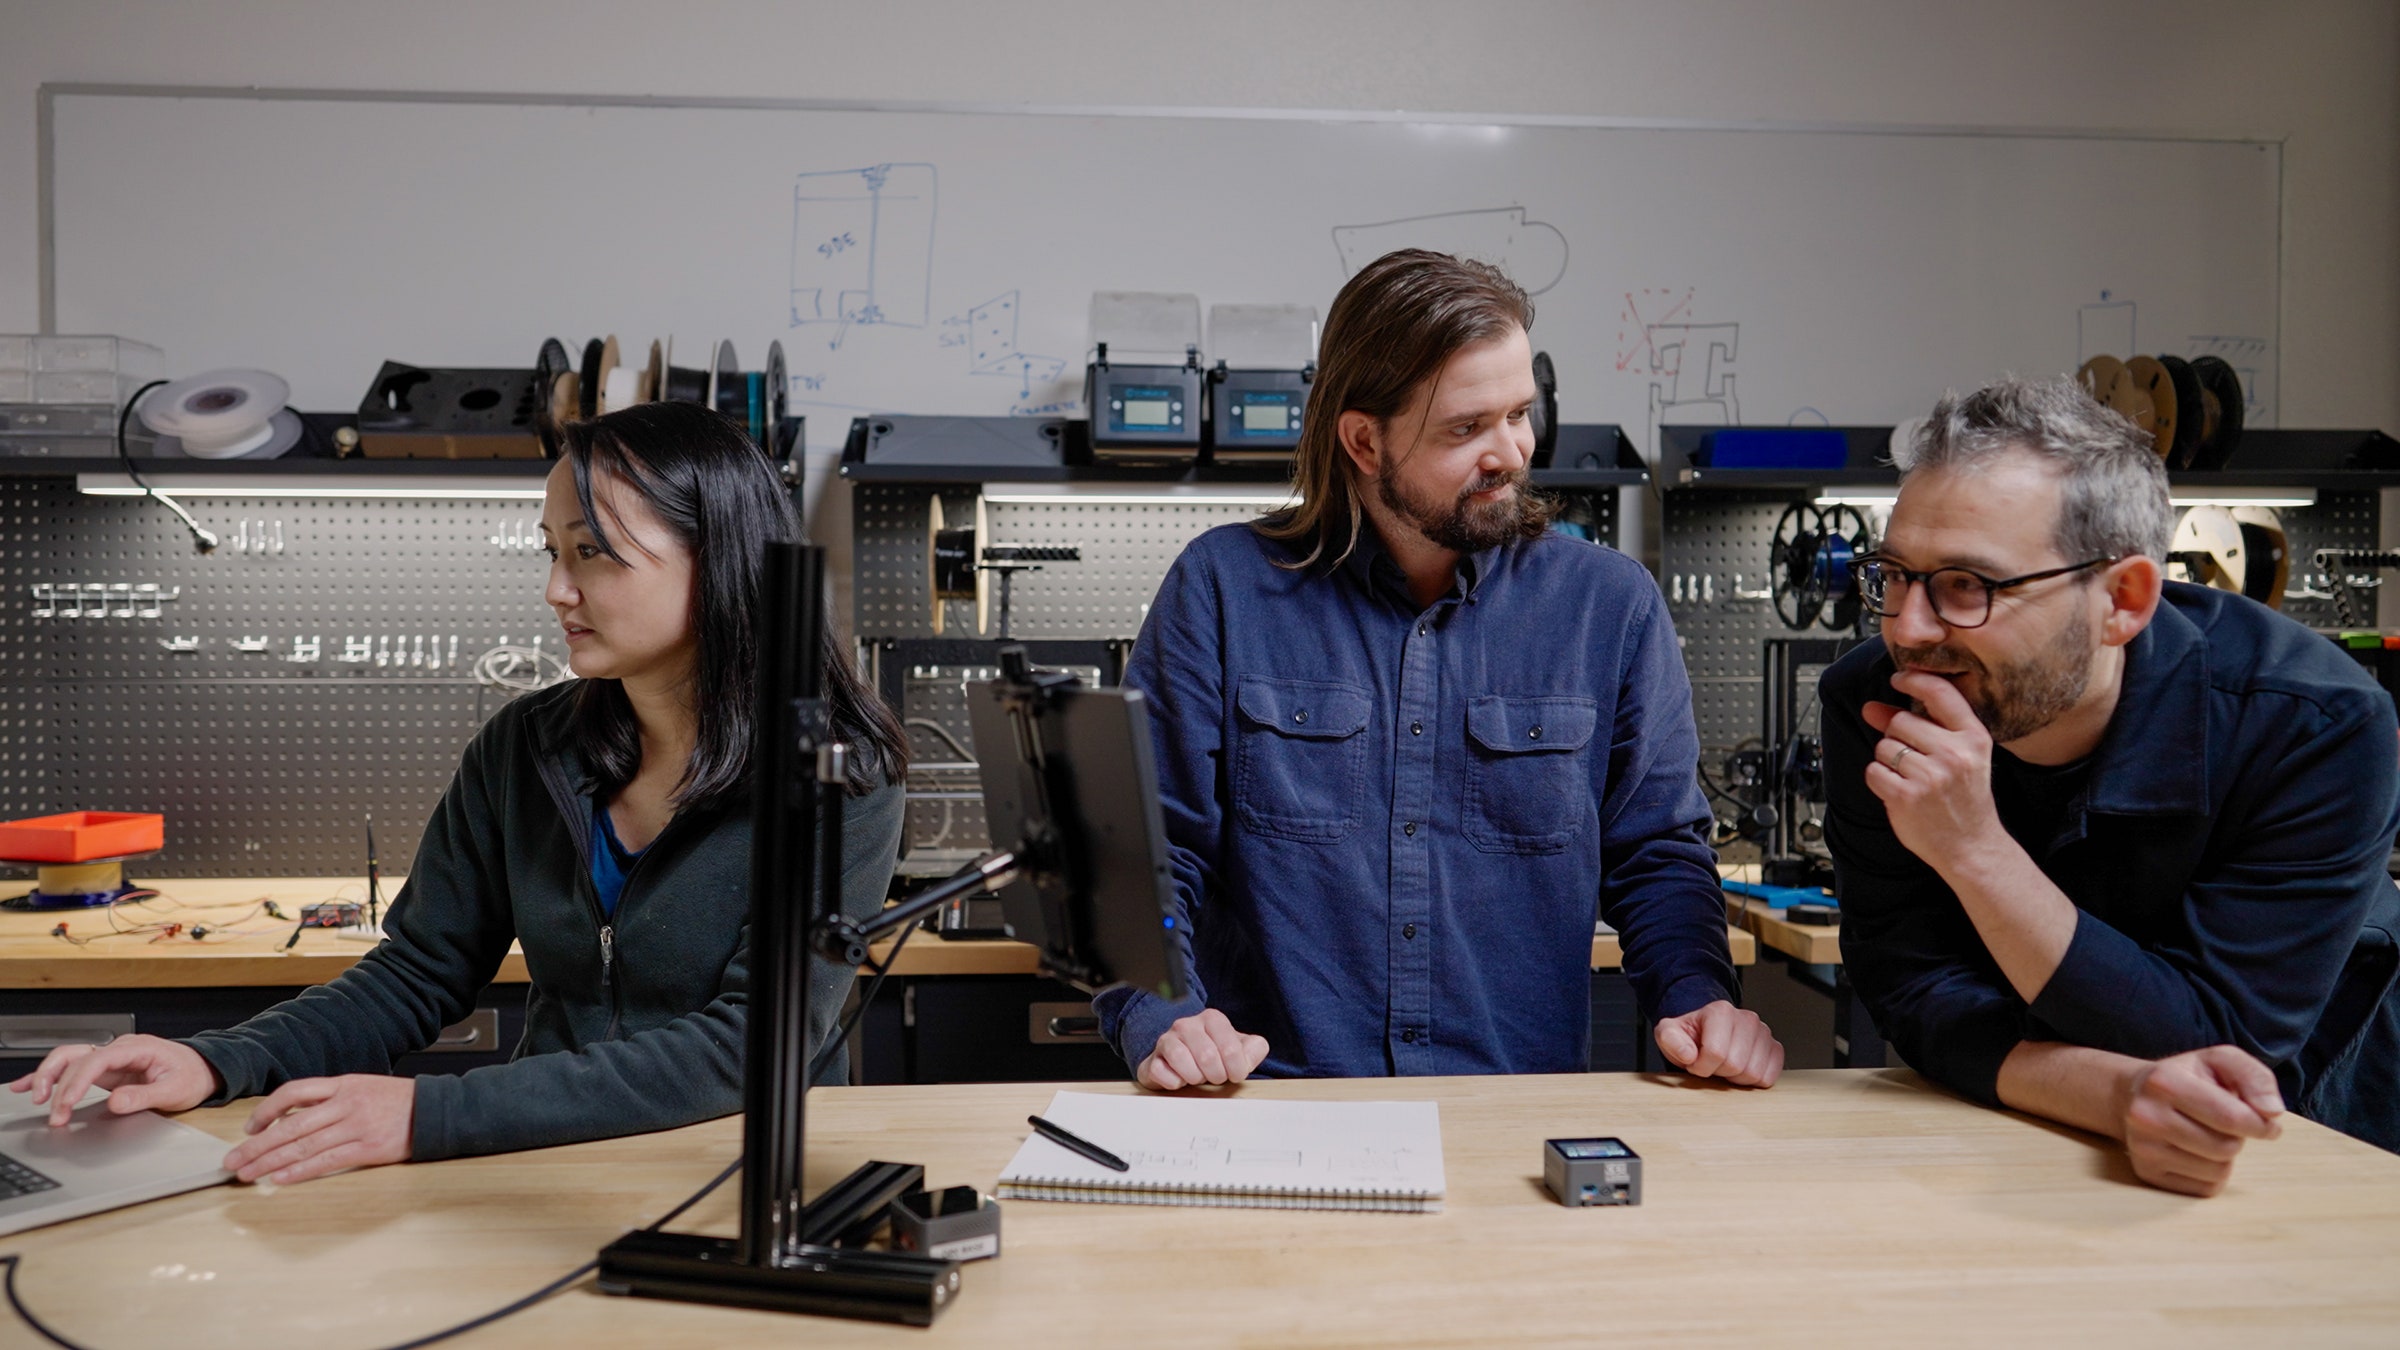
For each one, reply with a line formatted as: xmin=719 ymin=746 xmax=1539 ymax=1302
xmin=1888 ymin=642 xmax=1985 ymax=677
xmin=1460 ymin=468 xmax=1527 ymax=499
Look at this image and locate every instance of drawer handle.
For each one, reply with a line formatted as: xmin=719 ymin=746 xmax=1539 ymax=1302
xmin=1044 ymin=1016 xmax=1101 ymax=1040
xmin=422 ymin=1009 xmax=498 ymax=1052
xmin=0 ymin=1014 xmax=134 ymax=1051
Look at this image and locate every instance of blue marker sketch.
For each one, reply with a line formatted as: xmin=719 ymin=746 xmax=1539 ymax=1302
xmin=790 ymin=164 xmax=937 ymax=348
xmin=2078 ymin=293 xmax=2136 ymax=361
xmin=951 ymin=290 xmax=1067 ymax=399
xmin=1331 ymin=206 xmax=1568 ymax=294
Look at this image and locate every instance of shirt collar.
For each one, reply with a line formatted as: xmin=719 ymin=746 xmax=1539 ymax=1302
xmin=2080 ymin=597 xmax=2210 ymax=816
xmin=1334 ymin=513 xmax=1502 ymax=606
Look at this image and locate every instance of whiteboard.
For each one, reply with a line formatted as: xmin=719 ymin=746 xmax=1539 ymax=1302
xmin=47 ymin=89 xmax=2282 ymax=457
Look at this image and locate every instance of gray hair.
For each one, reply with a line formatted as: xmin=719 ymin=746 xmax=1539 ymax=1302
xmin=1893 ymin=376 xmax=2172 ymax=562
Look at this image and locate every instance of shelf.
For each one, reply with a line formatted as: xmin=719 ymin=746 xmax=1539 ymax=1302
xmin=1656 ymin=425 xmax=2400 ymax=493
xmin=838 ymin=415 xmax=1649 ymax=488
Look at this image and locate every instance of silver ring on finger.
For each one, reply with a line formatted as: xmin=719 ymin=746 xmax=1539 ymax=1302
xmin=1890 ymin=744 xmax=1912 ymax=767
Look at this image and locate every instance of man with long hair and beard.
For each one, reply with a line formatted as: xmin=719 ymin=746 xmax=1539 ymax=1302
xmin=1824 ymin=377 xmax=2400 ymax=1195
xmin=1094 ymin=249 xmax=1782 ymax=1092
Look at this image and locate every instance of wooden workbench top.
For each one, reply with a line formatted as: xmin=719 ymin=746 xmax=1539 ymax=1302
xmin=5 ymin=1069 xmax=2394 ymax=1347
xmin=0 ymin=879 xmax=1752 ymax=989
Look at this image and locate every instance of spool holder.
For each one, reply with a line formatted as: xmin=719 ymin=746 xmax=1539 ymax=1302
xmin=0 ymin=856 xmax=152 ymax=911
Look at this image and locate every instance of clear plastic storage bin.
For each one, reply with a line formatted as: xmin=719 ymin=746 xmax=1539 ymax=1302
xmin=4 ymin=335 xmax=164 ymax=405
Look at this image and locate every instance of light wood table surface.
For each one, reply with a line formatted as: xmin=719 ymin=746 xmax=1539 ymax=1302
xmin=3 ymin=1069 xmax=2393 ymax=1348
xmin=0 ymin=879 xmax=1752 ymax=989
xmin=867 ymin=924 xmax=1758 ymax=974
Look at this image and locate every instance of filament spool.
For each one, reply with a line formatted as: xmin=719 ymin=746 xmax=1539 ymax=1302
xmin=2190 ymin=356 xmax=2246 ymax=468
xmin=2123 ymin=356 xmax=2177 ymax=461
xmin=139 ymin=369 xmax=291 ymax=459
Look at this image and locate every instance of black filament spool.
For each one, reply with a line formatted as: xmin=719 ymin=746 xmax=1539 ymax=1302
xmin=931 ymin=529 xmax=979 ymax=598
xmin=764 ymin=341 xmax=789 ymax=441
xmin=577 ymin=338 xmax=606 ymax=419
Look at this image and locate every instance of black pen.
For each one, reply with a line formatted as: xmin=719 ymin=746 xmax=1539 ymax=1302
xmin=1028 ymin=1114 xmax=1130 ymax=1172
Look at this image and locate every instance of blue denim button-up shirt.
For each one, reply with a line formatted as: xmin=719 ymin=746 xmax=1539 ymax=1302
xmin=1093 ymin=518 xmax=1737 ymax=1077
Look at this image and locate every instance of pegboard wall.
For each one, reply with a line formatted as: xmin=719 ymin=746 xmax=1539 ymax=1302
xmin=853 ymin=481 xmax=1622 ymax=643
xmin=1660 ymin=487 xmax=2382 ymax=754
xmin=0 ymin=476 xmax=562 ymax=877
xmin=852 ymin=485 xmax=1285 ymax=642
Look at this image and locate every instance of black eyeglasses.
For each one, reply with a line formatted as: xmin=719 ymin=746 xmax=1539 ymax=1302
xmin=1846 ymin=556 xmax=2117 ymax=629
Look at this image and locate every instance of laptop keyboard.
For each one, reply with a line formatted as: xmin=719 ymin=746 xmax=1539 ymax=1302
xmin=0 ymin=1152 xmax=61 ymax=1200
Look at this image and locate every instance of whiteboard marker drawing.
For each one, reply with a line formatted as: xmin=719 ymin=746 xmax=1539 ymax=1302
xmin=790 ymin=163 xmax=938 ymax=348
xmin=1619 ymin=289 xmax=1740 ymax=455
xmin=1330 ymin=206 xmax=1569 ymax=295
xmin=2078 ymin=292 xmax=2137 ymax=362
xmin=960 ymin=290 xmax=1067 ymax=398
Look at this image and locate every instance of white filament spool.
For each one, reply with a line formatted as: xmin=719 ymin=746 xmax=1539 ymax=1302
xmin=601 ymin=364 xmax=641 ymax=414
xmin=140 ymin=368 xmax=289 ymax=458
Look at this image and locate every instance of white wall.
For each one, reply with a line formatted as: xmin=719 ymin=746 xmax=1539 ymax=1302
xmin=2 ymin=0 xmax=2395 ymax=430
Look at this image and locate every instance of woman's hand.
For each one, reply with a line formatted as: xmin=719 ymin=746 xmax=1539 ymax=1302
xmin=8 ymin=1035 xmax=219 ymax=1124
xmin=222 ymin=1075 xmax=416 ymax=1184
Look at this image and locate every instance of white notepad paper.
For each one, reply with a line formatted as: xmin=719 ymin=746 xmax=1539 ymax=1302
xmin=997 ymin=1090 xmax=1445 ymax=1213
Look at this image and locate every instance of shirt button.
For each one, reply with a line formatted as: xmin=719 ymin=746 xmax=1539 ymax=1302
xmin=1417 ymin=623 xmax=1428 ymax=636
xmin=1528 ymin=725 xmax=1543 ymax=741
xmin=1410 ymin=721 xmax=1423 ymax=736
xmin=1403 ymin=922 xmax=1418 ymax=939
xmin=1403 ymin=821 xmax=1417 ymax=836
xmin=1400 ymin=1028 xmax=1417 ymax=1044
xmin=1292 ymin=710 xmax=1308 ymax=725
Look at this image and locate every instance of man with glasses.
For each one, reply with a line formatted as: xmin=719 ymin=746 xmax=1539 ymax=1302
xmin=1821 ymin=377 xmax=2400 ymax=1194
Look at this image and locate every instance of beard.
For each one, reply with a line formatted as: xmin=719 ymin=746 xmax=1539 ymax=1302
xmin=1376 ymin=464 xmax=1535 ymax=553
xmin=1887 ymin=597 xmax=2097 ymax=744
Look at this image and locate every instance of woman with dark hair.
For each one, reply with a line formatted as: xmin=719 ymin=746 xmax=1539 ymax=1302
xmin=10 ymin=401 xmax=908 ymax=1184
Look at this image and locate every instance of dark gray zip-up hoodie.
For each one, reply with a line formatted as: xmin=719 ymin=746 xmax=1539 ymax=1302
xmin=185 ymin=680 xmax=903 ymax=1161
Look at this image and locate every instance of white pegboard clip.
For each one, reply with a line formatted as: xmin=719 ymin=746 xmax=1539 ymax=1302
xmin=158 ymin=636 xmax=201 ymax=653
xmin=285 ymin=635 xmax=322 ymax=664
xmin=28 ymin=583 xmax=55 ymax=619
xmin=234 ymin=635 xmax=271 ymax=653
xmin=338 ymin=636 xmax=372 ymax=664
xmin=108 ymin=583 xmax=136 ymax=619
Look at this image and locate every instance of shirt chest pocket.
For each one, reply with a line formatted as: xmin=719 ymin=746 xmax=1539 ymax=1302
xmin=1464 ymin=695 xmax=1599 ymax=854
xmin=1233 ymin=676 xmax=1373 ymax=843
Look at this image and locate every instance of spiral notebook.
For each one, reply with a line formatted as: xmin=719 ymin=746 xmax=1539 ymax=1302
xmin=996 ymin=1090 xmax=1445 ymax=1213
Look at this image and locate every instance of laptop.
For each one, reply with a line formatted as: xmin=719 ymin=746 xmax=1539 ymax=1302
xmin=0 ymin=1087 xmax=232 ymax=1236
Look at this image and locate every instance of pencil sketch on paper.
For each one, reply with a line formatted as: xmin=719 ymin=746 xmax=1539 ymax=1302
xmin=1330 ymin=206 xmax=1569 ymax=295
xmin=2185 ymin=334 xmax=2273 ymax=424
xmin=2079 ymin=292 xmax=2137 ymax=360
xmin=789 ymin=163 xmax=937 ymax=349
xmin=1226 ymin=1149 xmax=1303 ymax=1168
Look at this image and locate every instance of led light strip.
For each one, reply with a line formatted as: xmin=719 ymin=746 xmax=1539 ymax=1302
xmin=1814 ymin=487 xmax=2317 ymax=510
xmin=77 ymin=473 xmax=547 ymax=501
xmin=979 ymin=482 xmax=1297 ymax=507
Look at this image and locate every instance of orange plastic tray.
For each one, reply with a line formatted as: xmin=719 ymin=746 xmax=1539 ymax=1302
xmin=0 ymin=811 xmax=165 ymax=862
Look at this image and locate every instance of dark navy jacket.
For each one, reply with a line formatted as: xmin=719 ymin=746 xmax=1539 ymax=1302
xmin=1824 ymin=583 xmax=2400 ymax=1152
xmin=1093 ymin=520 xmax=1737 ymax=1078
